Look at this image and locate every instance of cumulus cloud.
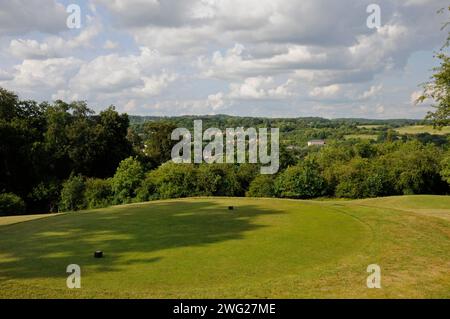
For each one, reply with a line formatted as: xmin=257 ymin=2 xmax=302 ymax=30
xmin=1 ymin=0 xmax=448 ymax=117
xmin=8 ymin=23 xmax=101 ymax=59
xmin=58 ymin=48 xmax=178 ymax=103
xmin=0 ymin=0 xmax=67 ymax=36
xmin=1 ymin=57 xmax=82 ymax=97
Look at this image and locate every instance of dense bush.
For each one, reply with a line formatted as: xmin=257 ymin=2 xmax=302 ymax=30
xmin=196 ymin=164 xmax=243 ymax=196
xmin=0 ymin=193 xmax=26 ymax=216
xmin=334 ymin=158 xmax=389 ymax=198
xmin=59 ymin=175 xmax=86 ymax=212
xmin=246 ymin=175 xmax=275 ymax=198
xmin=147 ymin=162 xmax=197 ymax=199
xmin=275 ymin=161 xmax=326 ymax=199
xmin=85 ymin=178 xmax=113 ymax=209
xmin=28 ymin=181 xmax=61 ymax=213
xmin=112 ymin=157 xmax=145 ymax=204
xmin=441 ymin=152 xmax=450 ymax=184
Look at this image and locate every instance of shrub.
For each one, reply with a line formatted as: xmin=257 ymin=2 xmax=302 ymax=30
xmin=196 ymin=164 xmax=243 ymax=196
xmin=275 ymin=161 xmax=326 ymax=199
xmin=112 ymin=157 xmax=145 ymax=204
xmin=441 ymin=152 xmax=450 ymax=186
xmin=148 ymin=162 xmax=197 ymax=199
xmin=135 ymin=175 xmax=157 ymax=202
xmin=246 ymin=175 xmax=275 ymax=198
xmin=334 ymin=158 xmax=390 ymax=199
xmin=59 ymin=175 xmax=86 ymax=212
xmin=85 ymin=178 xmax=113 ymax=209
xmin=28 ymin=180 xmax=61 ymax=213
xmin=0 ymin=193 xmax=26 ymax=216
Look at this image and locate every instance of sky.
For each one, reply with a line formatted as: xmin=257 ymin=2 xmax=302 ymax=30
xmin=0 ymin=0 xmax=449 ymax=119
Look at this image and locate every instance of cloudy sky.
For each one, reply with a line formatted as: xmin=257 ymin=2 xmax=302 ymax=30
xmin=0 ymin=0 xmax=449 ymax=118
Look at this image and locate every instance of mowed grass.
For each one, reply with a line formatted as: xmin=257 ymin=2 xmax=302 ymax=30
xmin=395 ymin=125 xmax=450 ymax=135
xmin=0 ymin=196 xmax=450 ymax=299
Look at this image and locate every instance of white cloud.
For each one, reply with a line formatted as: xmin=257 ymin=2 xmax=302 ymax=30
xmin=411 ymin=90 xmax=421 ymax=105
xmin=8 ymin=23 xmax=101 ymax=59
xmin=360 ymin=84 xmax=383 ymax=100
xmin=310 ymin=85 xmax=341 ymax=98
xmin=0 ymin=0 xmax=67 ymax=36
xmin=2 ymin=57 xmax=82 ymax=94
xmin=228 ymin=76 xmax=293 ymax=99
xmin=1 ymin=0 xmax=447 ymax=118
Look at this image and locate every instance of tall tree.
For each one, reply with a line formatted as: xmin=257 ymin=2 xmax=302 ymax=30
xmin=417 ymin=6 xmax=450 ymax=126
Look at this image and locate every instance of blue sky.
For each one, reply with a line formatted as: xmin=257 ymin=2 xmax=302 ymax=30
xmin=0 ymin=0 xmax=449 ymax=118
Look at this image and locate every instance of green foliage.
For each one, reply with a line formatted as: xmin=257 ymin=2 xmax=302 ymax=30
xmin=147 ymin=162 xmax=197 ymax=199
xmin=417 ymin=8 xmax=450 ymax=127
xmin=143 ymin=122 xmax=178 ymax=169
xmin=380 ymin=141 xmax=445 ymax=195
xmin=275 ymin=161 xmax=326 ymax=199
xmin=247 ymin=175 xmax=275 ymax=198
xmin=2 ymin=85 xmax=450 ymax=214
xmin=441 ymin=152 xmax=450 ymax=185
xmin=85 ymin=178 xmax=113 ymax=209
xmin=0 ymin=193 xmax=26 ymax=216
xmin=0 ymin=87 xmax=132 ymax=212
xmin=28 ymin=181 xmax=61 ymax=213
xmin=112 ymin=157 xmax=145 ymax=204
xmin=334 ymin=158 xmax=389 ymax=199
xmin=59 ymin=175 xmax=86 ymax=212
xmin=196 ymin=164 xmax=243 ymax=196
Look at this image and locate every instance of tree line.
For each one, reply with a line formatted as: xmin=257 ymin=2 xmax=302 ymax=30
xmin=1 ymin=87 xmax=450 ymax=216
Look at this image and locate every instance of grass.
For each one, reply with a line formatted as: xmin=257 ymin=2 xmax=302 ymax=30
xmin=344 ymin=134 xmax=378 ymax=140
xmin=356 ymin=125 xmax=384 ymax=129
xmin=395 ymin=125 xmax=450 ymax=135
xmin=0 ymin=196 xmax=449 ymax=299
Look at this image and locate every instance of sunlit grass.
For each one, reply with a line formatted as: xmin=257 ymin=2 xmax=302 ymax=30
xmin=395 ymin=125 xmax=450 ymax=135
xmin=0 ymin=196 xmax=449 ymax=298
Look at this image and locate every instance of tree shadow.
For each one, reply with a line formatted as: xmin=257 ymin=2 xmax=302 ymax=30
xmin=0 ymin=199 xmax=283 ymax=280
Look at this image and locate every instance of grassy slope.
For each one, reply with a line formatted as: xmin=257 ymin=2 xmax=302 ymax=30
xmin=0 ymin=196 xmax=449 ymax=299
xmin=344 ymin=134 xmax=378 ymax=140
xmin=395 ymin=125 xmax=450 ymax=135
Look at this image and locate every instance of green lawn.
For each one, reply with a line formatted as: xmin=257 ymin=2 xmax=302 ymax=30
xmin=356 ymin=125 xmax=384 ymax=129
xmin=395 ymin=125 xmax=450 ymax=135
xmin=344 ymin=134 xmax=378 ymax=141
xmin=0 ymin=196 xmax=449 ymax=298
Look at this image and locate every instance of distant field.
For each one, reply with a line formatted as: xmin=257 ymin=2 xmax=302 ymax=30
xmin=1 ymin=196 xmax=449 ymax=299
xmin=344 ymin=134 xmax=378 ymax=140
xmin=395 ymin=125 xmax=450 ymax=135
xmin=357 ymin=125 xmax=384 ymax=129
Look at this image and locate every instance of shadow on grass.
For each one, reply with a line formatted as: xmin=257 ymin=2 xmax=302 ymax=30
xmin=0 ymin=199 xmax=283 ymax=280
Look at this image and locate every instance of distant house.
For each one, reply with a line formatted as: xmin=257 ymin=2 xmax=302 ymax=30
xmin=307 ymin=140 xmax=326 ymax=147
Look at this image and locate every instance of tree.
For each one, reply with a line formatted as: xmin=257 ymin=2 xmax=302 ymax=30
xmin=416 ymin=7 xmax=450 ymax=127
xmin=0 ymin=193 xmax=26 ymax=216
xmin=418 ymin=53 xmax=450 ymax=126
xmin=85 ymin=178 xmax=113 ymax=209
xmin=147 ymin=162 xmax=197 ymax=199
xmin=95 ymin=107 xmax=132 ymax=177
xmin=246 ymin=175 xmax=275 ymax=198
xmin=334 ymin=157 xmax=390 ymax=199
xmin=112 ymin=157 xmax=145 ymax=204
xmin=196 ymin=164 xmax=243 ymax=196
xmin=380 ymin=141 xmax=446 ymax=195
xmin=439 ymin=151 xmax=450 ymax=186
xmin=143 ymin=122 xmax=178 ymax=168
xmin=59 ymin=175 xmax=86 ymax=212
xmin=275 ymin=160 xmax=326 ymax=199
